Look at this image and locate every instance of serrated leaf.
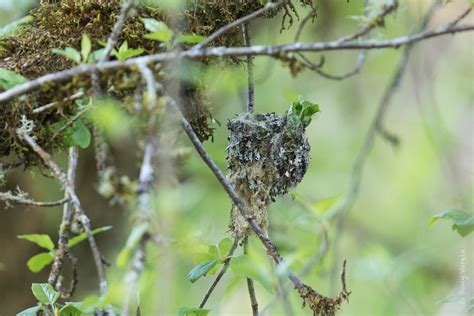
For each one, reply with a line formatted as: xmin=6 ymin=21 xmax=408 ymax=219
xmin=188 ymin=259 xmax=220 ymax=283
xmin=31 ymin=283 xmax=59 ymax=305
xmin=18 ymin=234 xmax=55 ymax=251
xmin=27 ymin=252 xmax=54 ymax=273
xmin=230 ymin=255 xmax=273 ymax=293
xmin=430 ymin=209 xmax=474 ymax=237
xmin=177 ymin=307 xmax=210 ymax=316
xmin=117 ymin=223 xmax=148 ymax=267
xmin=67 ymin=226 xmax=112 ymax=248
xmin=81 ymin=33 xmax=92 ymax=62
xmin=16 ymin=306 xmax=42 ymax=316
xmin=0 ymin=68 xmax=28 ymax=90
xmin=59 ymin=303 xmax=82 ymax=316
xmin=175 ymin=34 xmax=206 ymax=45
xmin=52 ymin=47 xmax=81 ymax=64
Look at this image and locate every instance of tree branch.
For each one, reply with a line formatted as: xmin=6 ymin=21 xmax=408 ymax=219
xmin=199 ymin=239 xmax=239 ymax=308
xmin=1 ymin=22 xmax=472 ymax=103
xmin=244 ymin=237 xmax=259 ymax=316
xmin=17 ymin=130 xmax=108 ymax=296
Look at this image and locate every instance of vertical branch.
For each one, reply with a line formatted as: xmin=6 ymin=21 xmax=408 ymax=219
xmin=243 ymin=237 xmax=259 ymax=316
xmin=242 ymin=22 xmax=255 ymax=113
xmin=17 ymin=132 xmax=108 ymax=296
xmin=48 ymin=147 xmax=78 ymax=289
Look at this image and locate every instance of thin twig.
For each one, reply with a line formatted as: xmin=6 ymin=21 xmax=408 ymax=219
xmin=33 ymin=91 xmax=84 ymax=114
xmin=1 ymin=22 xmax=473 ymax=103
xmin=192 ymin=1 xmax=282 ymax=51
xmin=242 ymin=22 xmax=255 ymax=113
xmin=17 ymin=131 xmax=108 ymax=296
xmin=294 ymin=7 xmax=317 ymax=42
xmin=199 ymin=239 xmax=239 ymax=308
xmin=244 ymin=237 xmax=259 ymax=316
xmin=0 ymin=192 xmax=69 ymax=208
xmin=100 ymin=0 xmax=135 ymax=63
xmin=48 ymin=147 xmax=78 ymax=289
xmin=326 ymin=0 xmax=442 ymax=292
xmin=52 ymin=107 xmax=89 ymax=139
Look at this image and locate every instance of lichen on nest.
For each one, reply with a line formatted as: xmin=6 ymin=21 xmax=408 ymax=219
xmin=227 ymin=100 xmax=319 ymax=238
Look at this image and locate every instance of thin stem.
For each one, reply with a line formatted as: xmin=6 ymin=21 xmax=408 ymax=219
xmin=18 ymin=132 xmax=108 ymax=296
xmin=242 ymin=22 xmax=255 ymax=113
xmin=244 ymin=237 xmax=259 ymax=316
xmin=199 ymin=239 xmax=239 ymax=308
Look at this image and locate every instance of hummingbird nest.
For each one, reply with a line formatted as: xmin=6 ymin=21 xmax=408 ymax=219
xmin=227 ymin=101 xmax=318 ymax=238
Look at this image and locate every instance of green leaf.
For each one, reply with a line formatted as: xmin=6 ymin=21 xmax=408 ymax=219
xmin=27 ymin=252 xmax=54 ymax=273
xmin=0 ymin=15 xmax=33 ymax=39
xmin=230 ymin=255 xmax=273 ymax=293
xmin=287 ymin=99 xmax=320 ymax=128
xmin=31 ymin=283 xmax=59 ymax=305
xmin=430 ymin=209 xmax=474 ymax=237
xmin=62 ymin=119 xmax=91 ymax=149
xmin=18 ymin=234 xmax=55 ymax=251
xmin=81 ymin=33 xmax=92 ymax=62
xmin=52 ymin=47 xmax=81 ymax=64
xmin=117 ymin=223 xmax=149 ymax=267
xmin=89 ymin=48 xmax=107 ymax=63
xmin=59 ymin=303 xmax=82 ymax=316
xmin=67 ymin=226 xmax=112 ymax=248
xmin=217 ymin=238 xmax=233 ymax=260
xmin=141 ymin=18 xmax=174 ymax=43
xmin=177 ymin=307 xmax=210 ymax=316
xmin=16 ymin=306 xmax=42 ymax=316
xmin=0 ymin=68 xmax=28 ymax=90
xmin=175 ymin=34 xmax=206 ymax=45
xmin=188 ymin=259 xmax=220 ymax=283
xmin=114 ymin=47 xmax=145 ymax=61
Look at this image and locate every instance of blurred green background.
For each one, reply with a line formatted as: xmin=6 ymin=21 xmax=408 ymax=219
xmin=0 ymin=0 xmax=473 ymax=315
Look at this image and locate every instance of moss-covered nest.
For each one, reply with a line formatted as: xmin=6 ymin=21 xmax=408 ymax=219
xmin=227 ymin=109 xmax=313 ymax=238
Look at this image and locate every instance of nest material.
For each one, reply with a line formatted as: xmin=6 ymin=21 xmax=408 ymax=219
xmin=227 ymin=112 xmax=311 ymax=238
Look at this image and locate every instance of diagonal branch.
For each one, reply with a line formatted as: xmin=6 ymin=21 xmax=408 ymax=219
xmin=174 ymin=102 xmax=350 ymax=314
xmin=199 ymin=239 xmax=239 ymax=308
xmin=17 ymin=130 xmax=108 ymax=296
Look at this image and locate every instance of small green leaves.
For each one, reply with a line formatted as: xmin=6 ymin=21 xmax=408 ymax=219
xmin=287 ymin=99 xmax=320 ymax=128
xmin=188 ymin=259 xmax=220 ymax=283
xmin=18 ymin=234 xmax=55 ymax=251
xmin=26 ymin=252 xmax=54 ymax=273
xmin=142 ymin=18 xmax=174 ymax=43
xmin=430 ymin=209 xmax=474 ymax=237
xmin=16 ymin=306 xmax=43 ymax=316
xmin=67 ymin=226 xmax=113 ymax=248
xmin=117 ymin=223 xmax=149 ymax=267
xmin=230 ymin=255 xmax=273 ymax=293
xmin=88 ymin=98 xmax=131 ymax=141
xmin=175 ymin=34 xmax=206 ymax=45
xmin=31 ymin=283 xmax=59 ymax=305
xmin=0 ymin=15 xmax=33 ymax=40
xmin=62 ymin=119 xmax=92 ymax=149
xmin=113 ymin=41 xmax=144 ymax=61
xmin=52 ymin=47 xmax=82 ymax=64
xmin=177 ymin=307 xmax=210 ymax=316
xmin=0 ymin=68 xmax=28 ymax=90
xmin=59 ymin=303 xmax=82 ymax=316
xmin=81 ymin=33 xmax=92 ymax=62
